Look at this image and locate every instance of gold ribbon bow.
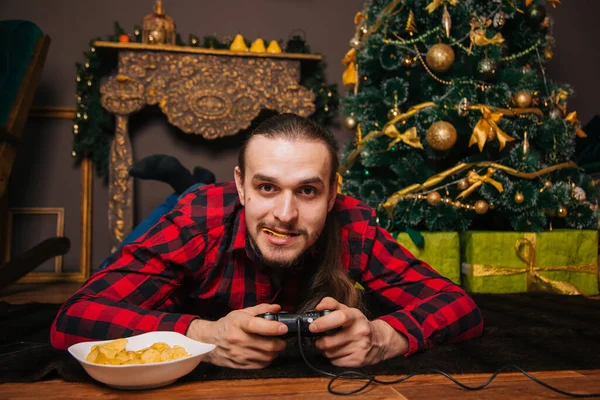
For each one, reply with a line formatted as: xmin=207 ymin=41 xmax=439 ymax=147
xmin=456 ymin=168 xmax=503 ymax=199
xmin=383 ymin=125 xmax=424 ymax=150
xmin=342 ymin=48 xmax=357 ymax=87
xmin=468 ymin=17 xmax=504 ymax=54
xmin=565 ymin=111 xmax=587 ymax=138
xmin=470 ymin=106 xmax=516 ymax=152
xmin=465 ymin=234 xmax=595 ymax=295
xmin=425 ymin=0 xmax=459 ymax=13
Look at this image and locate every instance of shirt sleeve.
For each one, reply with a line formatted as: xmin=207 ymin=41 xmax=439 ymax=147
xmin=359 ymin=210 xmax=484 ymax=356
xmin=50 ymin=201 xmax=205 ymax=350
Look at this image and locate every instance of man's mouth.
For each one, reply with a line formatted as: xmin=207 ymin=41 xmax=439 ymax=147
xmin=261 ymin=228 xmax=300 ymax=239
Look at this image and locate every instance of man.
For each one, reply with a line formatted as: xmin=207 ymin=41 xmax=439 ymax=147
xmin=51 ymin=114 xmax=483 ymax=369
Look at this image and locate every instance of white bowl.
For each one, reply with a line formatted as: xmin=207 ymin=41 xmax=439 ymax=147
xmin=68 ymin=331 xmax=216 ymax=390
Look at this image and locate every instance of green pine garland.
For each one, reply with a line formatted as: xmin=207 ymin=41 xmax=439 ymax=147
xmin=72 ymin=23 xmax=339 ymax=177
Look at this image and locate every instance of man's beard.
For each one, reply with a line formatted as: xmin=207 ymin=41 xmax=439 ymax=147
xmin=247 ymin=231 xmax=305 ymax=269
xmin=248 ymin=221 xmax=314 ymax=269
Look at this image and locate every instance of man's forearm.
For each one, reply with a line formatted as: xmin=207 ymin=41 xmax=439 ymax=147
xmin=51 ymin=295 xmax=197 ymax=350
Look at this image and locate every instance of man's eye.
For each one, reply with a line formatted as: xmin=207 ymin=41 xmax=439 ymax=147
xmin=259 ymin=184 xmax=275 ymax=192
xmin=300 ymin=187 xmax=317 ymax=196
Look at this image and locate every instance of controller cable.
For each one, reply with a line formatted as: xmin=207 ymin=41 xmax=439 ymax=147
xmin=295 ymin=319 xmax=600 ymax=397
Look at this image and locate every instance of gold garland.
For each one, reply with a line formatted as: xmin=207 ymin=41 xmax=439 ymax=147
xmin=338 ymin=102 xmax=543 ymax=174
xmin=382 ymin=161 xmax=578 ymax=215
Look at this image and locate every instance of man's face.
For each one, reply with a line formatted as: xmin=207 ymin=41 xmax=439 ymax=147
xmin=234 ymin=136 xmax=338 ymax=268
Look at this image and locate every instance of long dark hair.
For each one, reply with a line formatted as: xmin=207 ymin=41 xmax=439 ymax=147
xmin=238 ymin=113 xmax=364 ymax=312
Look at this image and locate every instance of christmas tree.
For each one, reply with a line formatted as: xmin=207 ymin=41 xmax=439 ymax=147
xmin=340 ymin=0 xmax=597 ymax=233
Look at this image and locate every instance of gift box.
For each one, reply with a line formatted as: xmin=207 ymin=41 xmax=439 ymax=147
xmin=397 ymin=231 xmax=461 ymax=285
xmin=460 ymin=230 xmax=599 ymax=295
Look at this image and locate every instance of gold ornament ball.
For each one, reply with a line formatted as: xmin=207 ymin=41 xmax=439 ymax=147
xmin=387 ymin=107 xmax=401 ymax=121
xmin=457 ymin=178 xmax=469 ymax=191
xmin=453 ymin=200 xmax=462 ymax=209
xmin=544 ymin=180 xmax=553 ymax=189
xmin=426 ymin=192 xmax=442 ymax=206
xmin=443 ymin=197 xmax=452 ymax=204
xmin=514 ymin=91 xmax=533 ymax=108
xmin=426 ymin=121 xmax=457 ymax=151
xmin=426 ymin=43 xmax=455 ymax=73
xmin=474 ymin=200 xmax=489 ymax=215
xmin=344 ymin=114 xmax=358 ymax=130
xmin=514 ymin=192 xmax=525 ymax=204
xmin=558 ymin=206 xmax=568 ymax=218
xmin=550 ymin=109 xmax=562 ymax=119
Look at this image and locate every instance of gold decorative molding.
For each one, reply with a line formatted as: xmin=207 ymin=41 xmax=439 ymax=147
xmin=79 ymin=157 xmax=93 ymax=281
xmin=108 ymin=116 xmax=134 ymax=253
xmin=12 ymin=158 xmax=93 ymax=283
xmin=29 ymin=106 xmax=76 ymax=119
xmin=93 ymin=40 xmax=323 ymax=61
xmin=100 ymin=47 xmax=318 ymax=247
xmin=4 ymin=207 xmax=65 ymax=281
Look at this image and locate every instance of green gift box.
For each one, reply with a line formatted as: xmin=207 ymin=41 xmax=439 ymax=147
xmin=397 ymin=231 xmax=461 ymax=285
xmin=460 ymin=230 xmax=599 ymax=295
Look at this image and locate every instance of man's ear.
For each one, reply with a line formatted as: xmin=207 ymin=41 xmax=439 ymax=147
xmin=234 ymin=166 xmax=245 ymax=206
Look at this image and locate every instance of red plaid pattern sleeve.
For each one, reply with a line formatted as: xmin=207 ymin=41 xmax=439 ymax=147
xmin=50 ymin=183 xmax=238 ymax=350
xmin=339 ymin=198 xmax=483 ymax=356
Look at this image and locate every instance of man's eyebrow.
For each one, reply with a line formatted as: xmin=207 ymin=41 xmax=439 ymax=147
xmin=251 ymin=174 xmax=325 ymax=186
xmin=252 ymin=174 xmax=279 ymax=184
xmin=298 ymin=177 xmax=325 ymax=186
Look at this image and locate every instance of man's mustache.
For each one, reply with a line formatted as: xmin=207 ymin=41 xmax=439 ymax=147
xmin=257 ymin=221 xmax=308 ymax=237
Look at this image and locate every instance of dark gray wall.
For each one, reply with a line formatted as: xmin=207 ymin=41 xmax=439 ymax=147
xmin=1 ymin=1 xmax=599 ymax=273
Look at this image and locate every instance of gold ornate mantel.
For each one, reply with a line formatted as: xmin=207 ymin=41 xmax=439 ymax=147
xmin=96 ymin=41 xmax=321 ymax=250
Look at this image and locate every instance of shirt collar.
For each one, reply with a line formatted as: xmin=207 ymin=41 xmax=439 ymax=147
xmin=230 ymin=207 xmax=247 ymax=252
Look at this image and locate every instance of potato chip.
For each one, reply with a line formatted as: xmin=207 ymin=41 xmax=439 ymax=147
xmin=86 ymin=338 xmax=190 ymax=365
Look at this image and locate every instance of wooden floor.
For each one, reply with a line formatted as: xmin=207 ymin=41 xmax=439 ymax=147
xmin=1 ymin=370 xmax=600 ymax=399
xmin=1 ymin=283 xmax=600 ymax=399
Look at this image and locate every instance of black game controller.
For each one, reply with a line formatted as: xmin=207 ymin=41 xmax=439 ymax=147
xmin=256 ymin=310 xmax=339 ymax=338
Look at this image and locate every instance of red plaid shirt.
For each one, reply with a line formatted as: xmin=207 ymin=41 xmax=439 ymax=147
xmin=51 ymin=182 xmax=483 ymax=355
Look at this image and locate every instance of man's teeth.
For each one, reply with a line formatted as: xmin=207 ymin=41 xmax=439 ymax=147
xmin=262 ymin=228 xmax=294 ymax=238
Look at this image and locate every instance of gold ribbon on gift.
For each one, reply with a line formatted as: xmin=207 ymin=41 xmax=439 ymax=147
xmin=425 ymin=0 xmax=458 ymax=13
xmin=456 ymin=168 xmax=503 ymax=199
xmin=342 ymin=48 xmax=358 ymax=88
xmin=466 ymin=233 xmax=596 ymax=295
xmin=565 ymin=111 xmax=587 ymax=138
xmin=382 ymin=161 xmax=577 ymax=215
xmin=383 ymin=125 xmax=424 ymax=150
xmin=469 ymin=106 xmax=516 ymax=152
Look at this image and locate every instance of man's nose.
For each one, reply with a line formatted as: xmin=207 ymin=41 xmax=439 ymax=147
xmin=273 ymin=191 xmax=298 ymax=223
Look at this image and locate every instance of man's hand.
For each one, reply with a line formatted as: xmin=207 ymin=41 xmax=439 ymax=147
xmin=309 ymin=297 xmax=409 ymax=367
xmin=186 ymin=303 xmax=288 ymax=369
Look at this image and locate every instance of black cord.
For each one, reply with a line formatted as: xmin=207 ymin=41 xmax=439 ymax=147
xmin=295 ymin=319 xmax=600 ymax=397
